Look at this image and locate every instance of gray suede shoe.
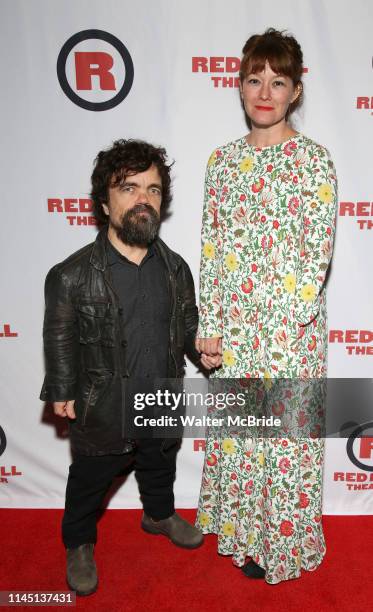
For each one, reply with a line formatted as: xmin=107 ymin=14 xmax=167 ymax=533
xmin=141 ymin=512 xmax=204 ymax=549
xmin=66 ymin=543 xmax=97 ymax=596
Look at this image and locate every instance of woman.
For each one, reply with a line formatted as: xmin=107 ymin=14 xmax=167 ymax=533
xmin=195 ymin=28 xmax=337 ymax=584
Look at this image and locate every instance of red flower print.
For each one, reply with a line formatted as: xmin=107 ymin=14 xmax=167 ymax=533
xmin=252 ymin=177 xmax=265 ymax=193
xmin=209 ymin=188 xmax=216 ymax=196
xmin=241 ymin=278 xmax=253 ymax=294
xmin=239 ymin=193 xmax=246 ymax=201
xmin=288 ymin=196 xmax=300 ymax=215
xmin=261 ymin=235 xmax=273 ymax=250
xmin=273 ymin=220 xmax=280 ymax=229
xmin=272 ymin=401 xmax=285 ymax=417
xmin=306 ymin=526 xmax=312 ymax=533
xmin=308 ymin=335 xmax=317 ymax=351
xmin=280 ymin=520 xmax=294 ymax=537
xmin=298 ymin=410 xmax=309 ymax=428
xmin=300 ymin=492 xmax=309 ymax=508
xmin=206 ymin=453 xmax=217 ymax=467
xmin=326 ymin=227 xmax=331 ymax=235
xmin=267 ymin=164 xmax=273 ymax=172
xmin=245 ymin=480 xmax=253 ymax=495
xmin=251 ymin=263 xmax=258 ymax=272
xmin=314 ymin=515 xmax=322 ymax=523
xmin=279 ymin=457 xmax=291 ymax=474
xmin=252 ymin=335 xmax=259 ymax=350
xmin=283 ymin=141 xmax=297 ymax=156
xmin=260 ymin=215 xmax=266 ymax=223
xmin=232 ymin=293 xmax=238 ymax=301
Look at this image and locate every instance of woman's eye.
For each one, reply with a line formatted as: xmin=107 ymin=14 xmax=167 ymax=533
xmin=273 ymin=80 xmax=285 ymax=87
xmin=248 ymin=78 xmax=259 ymax=84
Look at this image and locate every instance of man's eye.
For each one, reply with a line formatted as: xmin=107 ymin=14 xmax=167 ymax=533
xmin=151 ymin=188 xmax=161 ymax=195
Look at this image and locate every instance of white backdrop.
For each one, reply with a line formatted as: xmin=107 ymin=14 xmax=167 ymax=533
xmin=0 ymin=0 xmax=372 ymax=514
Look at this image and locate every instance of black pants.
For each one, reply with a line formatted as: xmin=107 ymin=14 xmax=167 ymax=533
xmin=62 ymin=438 xmax=177 ymax=549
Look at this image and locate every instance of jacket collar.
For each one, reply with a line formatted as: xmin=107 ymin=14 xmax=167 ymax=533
xmin=90 ymin=227 xmax=181 ymax=274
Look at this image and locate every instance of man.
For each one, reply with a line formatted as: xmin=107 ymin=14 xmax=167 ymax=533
xmin=40 ymin=139 xmax=218 ymax=596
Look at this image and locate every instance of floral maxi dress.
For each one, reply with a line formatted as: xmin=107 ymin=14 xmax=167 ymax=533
xmin=195 ymin=133 xmax=338 ymax=584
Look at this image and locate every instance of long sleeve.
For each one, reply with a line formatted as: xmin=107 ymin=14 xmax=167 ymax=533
xmin=39 ymin=265 xmax=79 ymax=401
xmin=293 ymin=145 xmax=338 ymax=326
xmin=197 ymin=150 xmax=224 ymax=337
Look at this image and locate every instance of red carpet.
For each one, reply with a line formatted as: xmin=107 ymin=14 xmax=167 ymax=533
xmin=0 ymin=510 xmax=370 ymax=611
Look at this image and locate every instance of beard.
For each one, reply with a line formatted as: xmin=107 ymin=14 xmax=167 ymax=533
xmin=113 ymin=204 xmax=160 ymax=247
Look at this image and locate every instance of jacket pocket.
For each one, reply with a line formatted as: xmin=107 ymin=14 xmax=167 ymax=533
xmin=77 ymin=303 xmax=115 ymax=346
xmin=80 ymin=369 xmax=114 ymax=427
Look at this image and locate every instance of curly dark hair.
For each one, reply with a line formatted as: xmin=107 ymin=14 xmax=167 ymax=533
xmin=91 ymin=139 xmax=173 ymax=224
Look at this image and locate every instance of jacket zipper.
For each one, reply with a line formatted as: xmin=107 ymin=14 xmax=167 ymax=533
xmin=82 ymin=382 xmax=95 ymax=427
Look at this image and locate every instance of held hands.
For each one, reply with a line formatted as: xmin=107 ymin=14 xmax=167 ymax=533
xmin=53 ymin=400 xmax=76 ymax=419
xmin=196 ymin=337 xmax=223 ymax=370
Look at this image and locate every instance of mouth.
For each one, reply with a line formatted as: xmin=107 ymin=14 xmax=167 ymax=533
xmin=255 ymin=105 xmax=274 ymax=111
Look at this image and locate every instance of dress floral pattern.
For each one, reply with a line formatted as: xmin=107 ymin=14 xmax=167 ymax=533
xmin=195 ymin=133 xmax=337 ymax=584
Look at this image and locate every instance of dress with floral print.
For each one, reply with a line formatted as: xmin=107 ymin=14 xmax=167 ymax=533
xmin=195 ymin=133 xmax=337 ymax=584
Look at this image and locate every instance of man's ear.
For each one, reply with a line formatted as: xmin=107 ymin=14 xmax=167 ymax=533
xmin=102 ymin=203 xmax=109 ymax=216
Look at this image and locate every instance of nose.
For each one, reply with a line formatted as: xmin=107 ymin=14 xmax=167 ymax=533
xmin=259 ymin=82 xmax=271 ymax=100
xmin=135 ymin=187 xmax=149 ymax=204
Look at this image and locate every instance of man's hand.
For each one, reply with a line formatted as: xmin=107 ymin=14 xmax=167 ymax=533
xmin=53 ymin=400 xmax=76 ymax=419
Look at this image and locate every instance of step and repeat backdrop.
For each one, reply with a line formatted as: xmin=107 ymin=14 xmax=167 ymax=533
xmin=0 ymin=0 xmax=372 ymax=513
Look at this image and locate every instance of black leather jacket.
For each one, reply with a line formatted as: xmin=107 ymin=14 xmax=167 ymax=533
xmin=40 ymin=228 xmax=200 ymax=455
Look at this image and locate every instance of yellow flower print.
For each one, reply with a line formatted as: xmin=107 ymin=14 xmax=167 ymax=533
xmin=317 ymin=183 xmax=333 ymax=203
xmin=257 ymin=452 xmax=265 ymax=466
xmin=203 ymin=242 xmax=215 ymax=259
xmin=225 ymin=253 xmax=237 ymax=271
xmin=222 ymin=438 xmax=236 ymax=454
xmin=239 ymin=157 xmax=254 ymax=173
xmin=283 ymin=273 xmax=296 ymax=293
xmin=248 ymin=532 xmax=255 ymax=546
xmin=263 ymin=370 xmax=272 ymax=389
xmin=208 ymin=151 xmax=217 ymax=167
xmin=198 ymin=512 xmax=210 ymax=527
xmin=223 ymin=350 xmax=236 ymax=367
xmin=300 ymin=284 xmax=316 ymax=302
xmin=222 ymin=521 xmax=235 ymax=536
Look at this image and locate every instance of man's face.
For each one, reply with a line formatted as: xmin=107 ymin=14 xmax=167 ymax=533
xmin=103 ymin=164 xmax=162 ymax=246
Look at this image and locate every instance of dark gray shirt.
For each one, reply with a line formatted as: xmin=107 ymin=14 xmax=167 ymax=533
xmin=106 ymin=239 xmax=170 ymax=379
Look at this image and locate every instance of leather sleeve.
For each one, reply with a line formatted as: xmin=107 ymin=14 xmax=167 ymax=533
xmin=39 ymin=265 xmax=79 ymax=402
xmin=181 ymin=259 xmax=201 ymax=366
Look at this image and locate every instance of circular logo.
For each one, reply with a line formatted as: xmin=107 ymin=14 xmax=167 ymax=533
xmin=346 ymin=421 xmax=373 ymax=472
xmin=57 ymin=29 xmax=134 ymax=111
xmin=0 ymin=426 xmax=6 ymax=456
